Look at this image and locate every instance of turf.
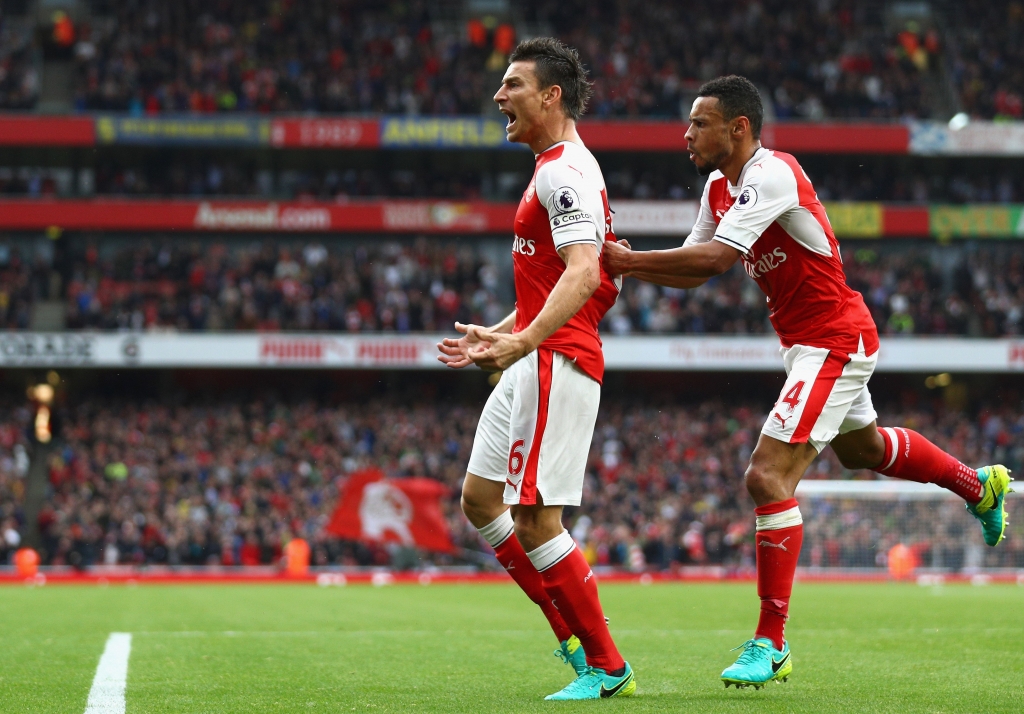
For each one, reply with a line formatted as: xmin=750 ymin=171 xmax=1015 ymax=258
xmin=1 ymin=582 xmax=1022 ymax=713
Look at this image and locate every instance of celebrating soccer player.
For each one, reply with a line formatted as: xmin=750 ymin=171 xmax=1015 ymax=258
xmin=436 ymin=38 xmax=635 ymax=701
xmin=602 ymin=75 xmax=1012 ymax=690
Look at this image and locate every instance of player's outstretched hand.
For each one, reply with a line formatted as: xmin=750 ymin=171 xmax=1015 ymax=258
xmin=466 ymin=330 xmax=530 ymax=372
xmin=602 ymin=238 xmax=633 ymax=277
xmin=436 ymin=322 xmax=490 ymax=369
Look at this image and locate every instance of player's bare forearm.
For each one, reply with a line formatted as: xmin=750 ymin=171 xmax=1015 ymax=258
xmin=517 ymin=243 xmax=599 ymax=351
xmin=628 ymin=271 xmax=709 ymax=289
xmin=611 ymin=240 xmax=740 ymax=279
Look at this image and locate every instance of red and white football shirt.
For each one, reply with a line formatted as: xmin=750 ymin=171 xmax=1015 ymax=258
xmin=686 ymin=146 xmax=878 ymax=355
xmin=512 ymin=140 xmax=620 ymax=383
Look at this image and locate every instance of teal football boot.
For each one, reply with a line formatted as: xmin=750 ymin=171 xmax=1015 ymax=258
xmin=553 ymin=635 xmax=588 ymax=676
xmin=721 ymin=638 xmax=791 ymax=689
xmin=544 ymin=662 xmax=636 ymax=700
xmin=966 ymin=465 xmax=1013 ymax=546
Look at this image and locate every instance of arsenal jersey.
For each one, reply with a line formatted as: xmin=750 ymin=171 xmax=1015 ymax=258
xmin=512 ymin=141 xmax=620 ymax=383
xmin=686 ymin=146 xmax=878 ymax=355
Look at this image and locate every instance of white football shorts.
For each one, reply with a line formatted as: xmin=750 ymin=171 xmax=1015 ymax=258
xmin=761 ymin=340 xmax=878 ymax=453
xmin=467 ymin=347 xmax=600 ymax=507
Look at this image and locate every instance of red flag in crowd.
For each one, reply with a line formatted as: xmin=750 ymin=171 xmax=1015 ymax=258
xmin=326 ymin=469 xmax=454 ymax=553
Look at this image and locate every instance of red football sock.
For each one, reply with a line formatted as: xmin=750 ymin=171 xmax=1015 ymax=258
xmin=875 ymin=427 xmax=982 ymax=503
xmin=754 ymin=498 xmax=804 ymax=651
xmin=493 ymin=533 xmax=573 ymax=642
xmin=537 ymin=541 xmax=625 ymax=672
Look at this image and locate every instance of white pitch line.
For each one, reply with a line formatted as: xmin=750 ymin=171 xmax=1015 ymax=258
xmin=84 ymin=633 xmax=132 ymax=714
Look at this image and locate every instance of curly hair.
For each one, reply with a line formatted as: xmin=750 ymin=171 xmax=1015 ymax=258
xmin=697 ymin=75 xmax=764 ymax=140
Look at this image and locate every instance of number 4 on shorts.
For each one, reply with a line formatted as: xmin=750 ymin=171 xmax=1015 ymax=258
xmin=780 ymin=381 xmax=805 ymax=410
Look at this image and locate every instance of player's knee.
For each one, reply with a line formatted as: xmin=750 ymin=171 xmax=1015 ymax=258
xmin=460 ymin=481 xmax=501 ymax=525
xmin=460 ymin=494 xmax=491 ymax=525
xmin=512 ymin=509 xmax=560 ymax=552
xmin=744 ymin=464 xmax=780 ymax=502
xmin=512 ymin=519 xmax=538 ymax=552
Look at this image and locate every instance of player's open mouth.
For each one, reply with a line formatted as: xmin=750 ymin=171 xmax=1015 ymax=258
xmin=502 ymin=110 xmax=517 ymax=131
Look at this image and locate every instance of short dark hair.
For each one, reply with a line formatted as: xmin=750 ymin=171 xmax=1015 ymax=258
xmin=509 ymin=37 xmax=592 ymax=121
xmin=697 ymin=75 xmax=764 ymax=140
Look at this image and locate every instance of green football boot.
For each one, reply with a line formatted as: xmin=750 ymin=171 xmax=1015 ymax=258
xmin=721 ymin=638 xmax=791 ymax=689
xmin=965 ymin=465 xmax=1013 ymax=546
xmin=553 ymin=635 xmax=588 ymax=676
xmin=544 ymin=662 xmax=636 ymax=700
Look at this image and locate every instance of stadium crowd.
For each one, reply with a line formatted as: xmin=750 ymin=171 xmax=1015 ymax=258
xmin=64 ymin=0 xmax=932 ymax=120
xmin=19 ymin=238 xmax=1020 ymax=338
xmin=0 ymin=396 xmax=1020 ymax=572
xmin=612 ymin=241 xmax=1024 ymax=338
xmin=5 ymin=161 xmax=1024 ymax=205
xmin=62 ymin=238 xmax=508 ymax=333
xmin=0 ymin=13 xmax=37 ymax=110
xmin=947 ymin=1 xmax=1024 ymax=120
xmin=11 ymin=0 xmax=1024 ymax=122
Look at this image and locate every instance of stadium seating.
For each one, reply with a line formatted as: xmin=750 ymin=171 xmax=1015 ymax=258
xmin=60 ymin=238 xmax=506 ymax=332
xmin=13 ymin=0 xmax=1023 ymax=122
xmin=0 ymin=14 xmax=37 ymax=110
xmin=0 ymin=159 xmax=1019 ymax=203
xmin=946 ymin=1 xmax=1024 ymax=120
xmin=0 ymin=238 xmax=1011 ymax=336
xmin=1 ymin=397 xmax=1019 ymax=570
xmin=64 ymin=0 xmax=930 ymax=119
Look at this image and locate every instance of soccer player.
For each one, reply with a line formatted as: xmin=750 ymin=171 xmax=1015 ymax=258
xmin=603 ymin=75 xmax=1012 ymax=690
xmin=436 ymin=38 xmax=635 ymax=701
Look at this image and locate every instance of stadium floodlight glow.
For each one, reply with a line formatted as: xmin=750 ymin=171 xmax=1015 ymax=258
xmin=948 ymin=112 xmax=969 ymax=131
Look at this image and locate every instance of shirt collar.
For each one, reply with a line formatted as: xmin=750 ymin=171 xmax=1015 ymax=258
xmin=728 ymin=145 xmax=769 ymax=192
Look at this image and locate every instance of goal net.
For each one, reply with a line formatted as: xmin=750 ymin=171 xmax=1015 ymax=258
xmin=795 ymin=480 xmax=1023 ymax=577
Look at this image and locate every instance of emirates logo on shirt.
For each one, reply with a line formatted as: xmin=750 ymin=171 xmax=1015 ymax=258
xmin=742 ymin=247 xmax=787 ymax=279
xmin=512 ymin=234 xmax=536 ymax=256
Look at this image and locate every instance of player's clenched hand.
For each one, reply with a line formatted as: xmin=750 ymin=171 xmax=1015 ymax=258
xmin=467 ymin=330 xmax=530 ymax=372
xmin=602 ymin=238 xmax=633 ymax=277
xmin=436 ymin=322 xmax=490 ymax=369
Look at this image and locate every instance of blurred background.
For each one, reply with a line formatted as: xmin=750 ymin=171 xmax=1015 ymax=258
xmin=1 ymin=0 xmax=1023 ymax=581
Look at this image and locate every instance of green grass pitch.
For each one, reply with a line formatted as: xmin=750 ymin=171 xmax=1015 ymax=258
xmin=2 ymin=581 xmax=1022 ymax=713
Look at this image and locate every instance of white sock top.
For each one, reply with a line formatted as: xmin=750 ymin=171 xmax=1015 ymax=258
xmin=478 ymin=509 xmax=514 ymax=548
xmin=526 ymin=530 xmax=576 ymax=572
xmin=755 ymin=506 xmax=803 ymax=531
